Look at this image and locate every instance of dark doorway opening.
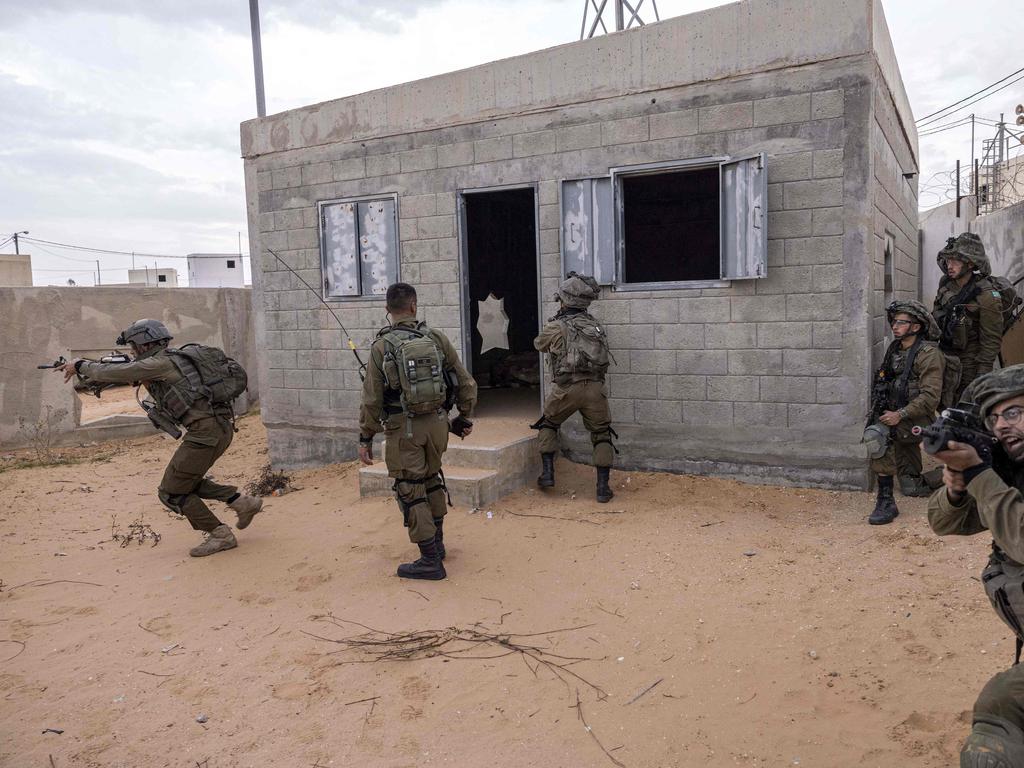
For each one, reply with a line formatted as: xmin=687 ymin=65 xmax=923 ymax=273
xmin=621 ymin=167 xmax=720 ymax=283
xmin=461 ymin=187 xmax=541 ymax=417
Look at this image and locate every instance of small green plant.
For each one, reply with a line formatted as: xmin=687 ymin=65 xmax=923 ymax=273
xmin=16 ymin=405 xmax=69 ymax=464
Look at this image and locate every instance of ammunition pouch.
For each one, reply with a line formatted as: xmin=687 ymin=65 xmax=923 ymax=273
xmin=982 ymin=547 xmax=1024 ymax=663
xmin=139 ymin=395 xmax=182 ymax=440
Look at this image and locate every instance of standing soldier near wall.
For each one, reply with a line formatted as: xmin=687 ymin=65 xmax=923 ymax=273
xmin=864 ymin=301 xmax=945 ymax=523
xmin=532 ymin=272 xmax=617 ymax=503
xmin=933 ymin=233 xmax=1005 ymax=403
xmin=358 ymin=283 xmax=477 ymax=581
xmin=57 ymin=319 xmax=262 ymax=557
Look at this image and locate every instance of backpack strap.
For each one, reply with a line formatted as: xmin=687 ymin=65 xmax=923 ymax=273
xmin=893 ymin=336 xmax=924 ymax=409
xmin=939 ymin=278 xmax=983 ymax=347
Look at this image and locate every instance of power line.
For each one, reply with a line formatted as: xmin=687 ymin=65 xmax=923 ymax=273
xmin=917 ymin=70 xmax=1024 ymax=128
xmin=916 ymin=65 xmax=1024 ymax=124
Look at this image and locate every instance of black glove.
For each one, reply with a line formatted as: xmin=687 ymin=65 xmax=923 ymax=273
xmin=449 ymin=415 xmax=473 ymax=439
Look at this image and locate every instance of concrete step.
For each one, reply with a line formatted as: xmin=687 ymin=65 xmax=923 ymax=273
xmin=358 ymin=463 xmax=502 ymax=508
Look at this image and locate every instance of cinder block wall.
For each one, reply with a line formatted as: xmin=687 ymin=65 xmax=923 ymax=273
xmin=0 ymin=287 xmax=258 ymax=447
xmin=243 ymin=53 xmax=895 ymax=487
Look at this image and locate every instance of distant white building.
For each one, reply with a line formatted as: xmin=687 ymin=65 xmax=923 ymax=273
xmin=0 ymin=253 xmax=32 ymax=286
xmin=128 ymin=267 xmax=179 ymax=287
xmin=187 ymin=253 xmax=245 ymax=288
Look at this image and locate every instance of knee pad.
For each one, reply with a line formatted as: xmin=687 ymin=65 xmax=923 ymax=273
xmin=961 ymin=715 xmax=1024 ymax=768
xmin=158 ymin=489 xmax=188 ymax=515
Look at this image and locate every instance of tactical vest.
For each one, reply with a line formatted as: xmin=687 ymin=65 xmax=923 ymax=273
xmin=552 ymin=312 xmax=611 ymax=382
xmin=377 ymin=322 xmax=448 ymax=417
xmin=147 ymin=345 xmax=248 ymax=423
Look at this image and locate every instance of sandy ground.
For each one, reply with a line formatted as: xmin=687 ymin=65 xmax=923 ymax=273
xmin=0 ymin=416 xmax=1013 ymax=767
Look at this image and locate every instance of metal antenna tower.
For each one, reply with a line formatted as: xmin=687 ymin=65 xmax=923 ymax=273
xmin=580 ymin=0 xmax=660 ymax=39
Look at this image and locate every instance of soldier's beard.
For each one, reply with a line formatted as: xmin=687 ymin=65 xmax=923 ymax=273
xmin=999 ymin=428 xmax=1024 ymax=463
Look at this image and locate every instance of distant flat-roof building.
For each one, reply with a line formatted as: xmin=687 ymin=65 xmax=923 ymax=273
xmin=242 ymin=0 xmax=920 ymax=490
xmin=0 ymin=254 xmax=32 ymax=287
xmin=188 ymin=253 xmax=246 ymax=288
xmin=128 ymin=267 xmax=178 ymax=287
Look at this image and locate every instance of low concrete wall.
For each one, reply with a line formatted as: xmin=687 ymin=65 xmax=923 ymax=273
xmin=0 ymin=287 xmax=258 ymax=448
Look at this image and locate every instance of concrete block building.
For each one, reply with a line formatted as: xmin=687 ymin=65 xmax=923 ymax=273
xmin=241 ymin=0 xmax=919 ymax=489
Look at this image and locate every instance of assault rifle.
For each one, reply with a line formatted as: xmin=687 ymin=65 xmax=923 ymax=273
xmin=39 ymin=353 xmax=132 ymax=398
xmin=912 ymin=407 xmax=997 ymax=462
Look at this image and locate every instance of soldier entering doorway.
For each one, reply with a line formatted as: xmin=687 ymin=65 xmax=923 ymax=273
xmin=532 ymin=272 xmax=617 ymax=503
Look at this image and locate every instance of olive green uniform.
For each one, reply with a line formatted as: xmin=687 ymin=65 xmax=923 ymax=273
xmin=77 ymin=351 xmax=238 ymax=532
xmin=534 ymin=314 xmax=614 ymax=468
xmin=869 ymin=341 xmax=944 ymax=478
xmin=928 ymin=460 xmax=1024 ymax=742
xmin=933 ymin=275 xmax=1004 ymax=402
xmin=359 ymin=319 xmax=477 ymax=544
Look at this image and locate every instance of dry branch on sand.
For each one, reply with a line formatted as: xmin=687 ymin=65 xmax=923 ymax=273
xmin=304 ymin=614 xmax=608 ymax=701
xmin=110 ymin=516 xmax=161 ymax=547
xmin=244 ymin=463 xmax=291 ymax=497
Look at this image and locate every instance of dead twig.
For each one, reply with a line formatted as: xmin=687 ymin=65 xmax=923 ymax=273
xmin=699 ymin=520 xmax=725 ymax=528
xmin=574 ymin=689 xmax=625 ymax=767
xmin=6 ymin=579 xmax=105 ymax=591
xmin=49 ymin=755 xmax=57 ymax=768
xmin=625 ymin=678 xmax=663 ymax=705
xmin=306 ymin=614 xmax=607 ymax=700
xmin=110 ymin=515 xmax=161 ymax=547
xmin=594 ymin=603 xmax=625 ymax=619
xmin=507 ymin=511 xmax=602 ymax=526
xmin=0 ymin=639 xmax=26 ymax=662
xmin=344 ymin=696 xmax=380 ymax=706
xmin=408 ymin=590 xmax=430 ymax=602
xmin=136 ymin=670 xmax=174 ymax=678
xmin=263 ymin=625 xmax=281 ymax=638
xmin=738 ymin=692 xmax=757 ymax=704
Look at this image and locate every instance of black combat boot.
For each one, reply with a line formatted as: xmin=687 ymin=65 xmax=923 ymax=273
xmin=538 ymin=453 xmax=555 ymax=488
xmin=434 ymin=516 xmax=446 ymax=561
xmin=898 ymin=474 xmax=932 ymax=498
xmin=596 ymin=466 xmax=614 ymax=504
xmin=868 ymin=476 xmax=899 ymax=525
xmin=397 ymin=539 xmax=446 ymax=580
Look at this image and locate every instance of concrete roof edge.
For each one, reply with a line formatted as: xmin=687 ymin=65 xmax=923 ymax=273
xmin=240 ymin=0 xmax=875 ymax=159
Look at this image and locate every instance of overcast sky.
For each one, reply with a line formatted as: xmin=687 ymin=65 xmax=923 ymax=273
xmin=0 ymin=0 xmax=1020 ymax=286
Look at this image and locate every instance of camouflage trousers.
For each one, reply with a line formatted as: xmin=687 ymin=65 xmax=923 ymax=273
xmin=868 ymin=421 xmax=923 ymax=478
xmin=956 ymin=355 xmax=995 ymax=405
xmin=972 ymin=662 xmax=1024 ymax=735
xmin=535 ymin=380 xmax=615 ymax=468
xmin=158 ymin=416 xmax=238 ymax=532
xmin=384 ymin=410 xmax=450 ymax=544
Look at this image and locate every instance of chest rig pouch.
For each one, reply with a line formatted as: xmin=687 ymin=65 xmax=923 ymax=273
xmin=982 ymin=544 xmax=1024 ymax=663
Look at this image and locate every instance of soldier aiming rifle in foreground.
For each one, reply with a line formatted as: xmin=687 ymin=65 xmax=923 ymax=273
xmin=54 ymin=319 xmax=263 ymax=557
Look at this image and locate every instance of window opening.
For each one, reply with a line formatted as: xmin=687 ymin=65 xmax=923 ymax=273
xmin=227 ymin=259 xmax=236 ymax=268
xmin=884 ymin=232 xmax=895 ymax=308
xmin=621 ymin=167 xmax=720 ymax=283
xmin=157 ymin=274 xmax=167 ymax=283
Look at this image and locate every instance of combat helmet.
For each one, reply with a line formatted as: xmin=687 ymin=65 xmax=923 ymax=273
xmin=937 ymin=232 xmax=991 ymax=277
xmin=116 ymin=319 xmax=173 ymax=359
xmin=885 ymin=300 xmax=940 ymax=341
xmin=963 ymin=364 xmax=1024 ymax=421
xmin=556 ymin=272 xmax=601 ymax=309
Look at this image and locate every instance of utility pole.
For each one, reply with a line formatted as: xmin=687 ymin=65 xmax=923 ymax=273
xmin=96 ymin=260 xmax=101 ymax=285
xmin=12 ymin=230 xmax=28 ymax=254
xmin=580 ymin=0 xmax=660 ymax=39
xmin=249 ymin=0 xmax=267 ymax=117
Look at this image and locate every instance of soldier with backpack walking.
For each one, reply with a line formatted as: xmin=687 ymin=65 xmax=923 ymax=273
xmin=58 ymin=319 xmax=261 ymax=557
xmin=533 ymin=272 xmax=617 ymax=504
xmin=358 ymin=283 xmax=477 ymax=581
xmin=933 ymin=233 xmax=1017 ymax=403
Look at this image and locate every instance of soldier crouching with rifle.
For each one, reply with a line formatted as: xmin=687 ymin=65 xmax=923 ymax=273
xmin=927 ymin=365 xmax=1024 ymax=767
xmin=56 ymin=319 xmax=263 ymax=557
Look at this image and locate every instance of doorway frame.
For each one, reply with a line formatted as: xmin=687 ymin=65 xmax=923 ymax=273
xmin=455 ymin=182 xmax=543 ymax=382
